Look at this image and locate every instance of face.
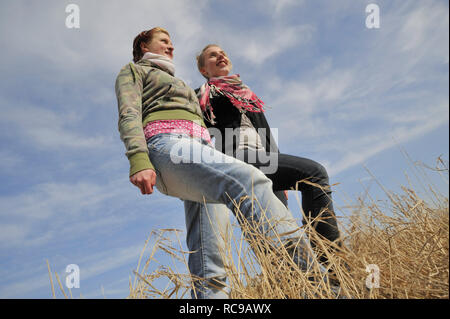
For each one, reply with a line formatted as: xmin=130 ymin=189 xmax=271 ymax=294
xmin=200 ymin=46 xmax=232 ymax=78
xmin=142 ymin=32 xmax=174 ymax=59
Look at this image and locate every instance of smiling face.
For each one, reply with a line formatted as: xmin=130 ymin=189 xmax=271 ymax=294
xmin=141 ymin=31 xmax=174 ymax=60
xmin=199 ymin=45 xmax=232 ymax=79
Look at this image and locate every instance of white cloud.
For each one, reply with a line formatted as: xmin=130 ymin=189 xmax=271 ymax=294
xmin=239 ymin=25 xmax=315 ymax=65
xmin=0 ymin=177 xmax=179 ymax=249
xmin=202 ymin=19 xmax=315 ymax=68
xmin=0 ymin=224 xmax=29 ymax=244
xmin=270 ymin=0 xmax=305 ymax=16
xmin=0 ymin=271 xmax=52 ymax=299
xmin=64 ymin=243 xmax=144 ymax=282
xmin=329 ymin=114 xmax=448 ymax=177
xmin=260 ymin=1 xmax=449 ymax=177
xmin=397 ymin=1 xmax=449 ymax=58
xmin=308 ymin=96 xmax=449 ymax=177
xmin=0 ymin=150 xmax=24 ymax=172
xmin=0 ymin=242 xmax=143 ymax=298
xmin=0 ymin=180 xmax=123 ymax=248
xmin=0 ymin=0 xmax=210 ymax=81
xmin=277 ymin=69 xmax=354 ymax=114
xmin=0 ymin=99 xmax=108 ymax=150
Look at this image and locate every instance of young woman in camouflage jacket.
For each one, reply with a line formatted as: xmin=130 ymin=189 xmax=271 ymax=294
xmin=115 ymin=28 xmax=329 ymax=299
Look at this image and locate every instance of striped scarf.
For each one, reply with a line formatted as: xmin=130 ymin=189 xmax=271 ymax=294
xmin=198 ymin=74 xmax=264 ymax=124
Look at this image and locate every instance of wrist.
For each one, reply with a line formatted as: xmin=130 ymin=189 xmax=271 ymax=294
xmin=129 ymin=152 xmax=154 ymax=177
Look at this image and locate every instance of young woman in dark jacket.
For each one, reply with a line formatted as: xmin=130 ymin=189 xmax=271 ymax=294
xmin=196 ymin=44 xmax=342 ymax=260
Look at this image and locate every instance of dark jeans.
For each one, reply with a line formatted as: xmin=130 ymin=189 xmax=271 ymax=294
xmin=240 ymin=150 xmax=341 ymax=248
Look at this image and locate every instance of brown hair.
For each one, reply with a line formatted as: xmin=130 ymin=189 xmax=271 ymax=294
xmin=196 ymin=44 xmax=232 ymax=79
xmin=132 ymin=27 xmax=170 ymax=63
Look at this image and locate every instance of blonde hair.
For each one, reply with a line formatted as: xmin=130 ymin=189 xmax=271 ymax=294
xmin=133 ymin=27 xmax=170 ymax=63
xmin=196 ymin=44 xmax=232 ymax=79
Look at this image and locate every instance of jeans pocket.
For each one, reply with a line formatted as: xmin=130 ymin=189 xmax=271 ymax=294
xmin=147 ymin=134 xmax=165 ymax=151
xmin=147 ymin=133 xmax=185 ymax=156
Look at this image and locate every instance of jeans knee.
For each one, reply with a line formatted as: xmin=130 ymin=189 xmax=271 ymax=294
xmin=252 ymin=165 xmax=273 ymax=187
xmin=313 ymin=162 xmax=330 ymax=185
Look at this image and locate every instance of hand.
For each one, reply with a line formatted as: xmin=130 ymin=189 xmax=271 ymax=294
xmin=130 ymin=169 xmax=156 ymax=195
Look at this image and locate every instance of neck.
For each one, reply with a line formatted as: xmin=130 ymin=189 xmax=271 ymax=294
xmin=208 ymin=74 xmax=240 ymax=82
xmin=141 ymin=52 xmax=175 ymax=76
xmin=142 ymin=52 xmax=172 ymax=61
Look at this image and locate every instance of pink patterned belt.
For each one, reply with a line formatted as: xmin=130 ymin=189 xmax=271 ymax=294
xmin=144 ymin=119 xmax=211 ymax=143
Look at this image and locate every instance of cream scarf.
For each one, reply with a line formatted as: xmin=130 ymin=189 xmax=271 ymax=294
xmin=141 ymin=52 xmax=175 ymax=76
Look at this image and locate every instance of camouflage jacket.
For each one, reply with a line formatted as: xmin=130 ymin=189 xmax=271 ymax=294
xmin=115 ymin=59 xmax=205 ymax=176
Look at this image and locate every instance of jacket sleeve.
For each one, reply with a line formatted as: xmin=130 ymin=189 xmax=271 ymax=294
xmin=115 ymin=63 xmax=154 ymax=176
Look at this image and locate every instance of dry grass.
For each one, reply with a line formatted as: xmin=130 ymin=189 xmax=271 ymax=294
xmin=128 ymin=156 xmax=449 ymax=299
xmin=46 ymin=158 xmax=448 ymax=299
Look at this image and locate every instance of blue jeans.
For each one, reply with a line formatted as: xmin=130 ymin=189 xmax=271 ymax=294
xmin=184 ymin=201 xmax=231 ymax=298
xmin=147 ymin=133 xmax=324 ymax=298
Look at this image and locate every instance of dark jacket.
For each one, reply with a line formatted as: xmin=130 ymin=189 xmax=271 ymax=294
xmin=196 ymin=91 xmax=280 ymax=156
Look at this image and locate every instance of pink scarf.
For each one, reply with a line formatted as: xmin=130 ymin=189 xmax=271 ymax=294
xmin=198 ymin=74 xmax=264 ymax=124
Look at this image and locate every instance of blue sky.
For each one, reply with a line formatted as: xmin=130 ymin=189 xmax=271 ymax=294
xmin=0 ymin=0 xmax=448 ymax=298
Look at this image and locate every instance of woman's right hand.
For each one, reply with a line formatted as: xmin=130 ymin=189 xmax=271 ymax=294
xmin=130 ymin=169 xmax=157 ymax=195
